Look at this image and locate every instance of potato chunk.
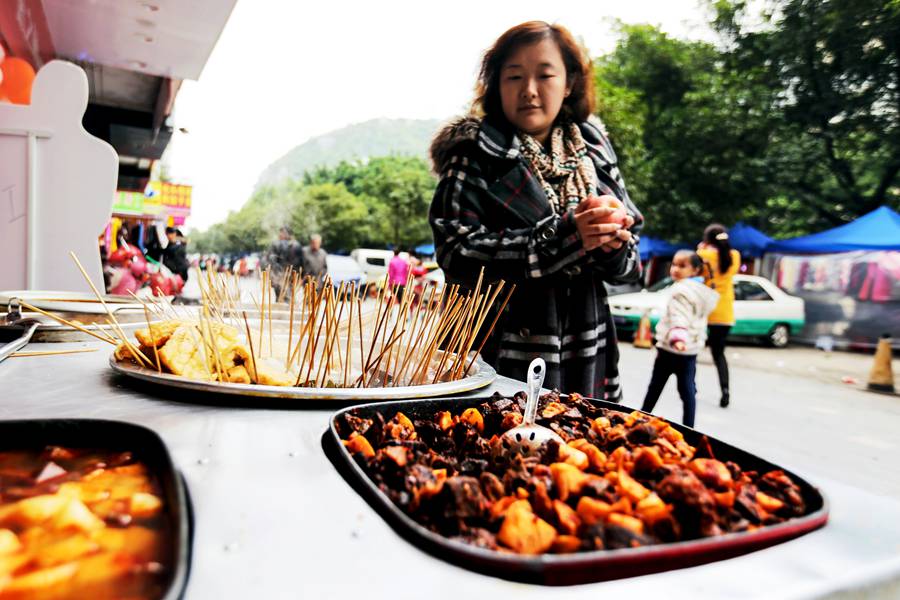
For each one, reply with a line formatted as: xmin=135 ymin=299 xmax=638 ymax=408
xmin=498 ymin=500 xmax=557 ymax=555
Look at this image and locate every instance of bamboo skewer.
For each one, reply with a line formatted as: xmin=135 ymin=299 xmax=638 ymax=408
xmin=464 ymin=283 xmax=516 ymax=376
xmin=267 ymin=272 xmax=274 ymax=358
xmin=258 ymin=270 xmax=266 ymax=356
xmin=242 ymin=311 xmax=259 ymax=384
xmin=142 ymin=304 xmax=162 ymax=372
xmin=18 ymin=301 xmax=118 ymax=345
xmin=11 ymin=348 xmax=99 ymax=358
xmin=286 ymin=272 xmax=297 ymax=370
xmin=356 ymin=328 xmax=407 ymax=387
xmin=103 ymin=317 xmax=152 ymax=367
xmin=344 ymin=283 xmax=354 ymax=387
xmin=65 ymin=255 xmax=157 ymax=347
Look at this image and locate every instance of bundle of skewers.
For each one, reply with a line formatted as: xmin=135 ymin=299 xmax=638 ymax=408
xmin=43 ymin=253 xmax=513 ymax=390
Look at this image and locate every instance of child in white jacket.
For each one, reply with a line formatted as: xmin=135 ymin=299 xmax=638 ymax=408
xmin=641 ymin=250 xmax=720 ymax=427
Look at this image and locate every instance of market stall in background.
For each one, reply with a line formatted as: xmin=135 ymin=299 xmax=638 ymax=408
xmin=762 ymin=206 xmax=900 ymax=349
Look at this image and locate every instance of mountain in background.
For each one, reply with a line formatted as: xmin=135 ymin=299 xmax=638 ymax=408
xmin=255 ymin=117 xmax=443 ymax=189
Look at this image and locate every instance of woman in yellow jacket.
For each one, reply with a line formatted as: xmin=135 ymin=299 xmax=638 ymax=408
xmin=698 ymin=224 xmax=741 ymax=408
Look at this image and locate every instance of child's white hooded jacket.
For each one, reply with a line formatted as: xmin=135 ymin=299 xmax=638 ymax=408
xmin=654 ymin=279 xmax=720 ymax=355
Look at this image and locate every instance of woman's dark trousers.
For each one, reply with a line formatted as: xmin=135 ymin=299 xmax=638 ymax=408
xmin=708 ymin=325 xmax=731 ymax=406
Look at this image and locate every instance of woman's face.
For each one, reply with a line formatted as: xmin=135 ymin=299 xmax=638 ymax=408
xmin=499 ymin=38 xmax=571 ymax=145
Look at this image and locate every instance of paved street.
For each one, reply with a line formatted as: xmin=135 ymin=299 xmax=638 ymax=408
xmin=616 ymin=342 xmax=900 ymax=499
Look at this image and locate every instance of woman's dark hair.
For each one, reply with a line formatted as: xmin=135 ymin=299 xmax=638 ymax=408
xmin=674 ymin=250 xmax=704 ymax=274
xmin=703 ymin=224 xmax=733 ymax=274
xmin=473 ymin=21 xmax=595 ymax=123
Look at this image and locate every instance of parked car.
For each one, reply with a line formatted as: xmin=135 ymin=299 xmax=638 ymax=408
xmin=609 ymin=274 xmax=805 ymax=347
xmin=350 ymin=249 xmax=393 ymax=281
xmin=326 ymin=255 xmax=366 ymax=295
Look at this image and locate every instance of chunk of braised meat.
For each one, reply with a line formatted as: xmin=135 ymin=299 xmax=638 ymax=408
xmin=529 ymin=480 xmax=555 ymax=522
xmin=758 ymin=470 xmax=806 ymax=516
xmin=424 ymin=476 xmax=488 ymax=533
xmin=579 ymin=476 xmax=617 ymax=504
xmin=735 ymin=483 xmax=766 ymax=524
xmin=338 ymin=413 xmax=373 ymax=438
xmin=656 ymin=468 xmax=722 ymax=538
xmin=382 ymin=463 xmax=444 ymax=512
xmin=500 ymin=453 xmax=541 ymax=493
xmin=626 ymin=423 xmax=658 ymax=446
xmin=384 ymin=413 xmax=417 ymax=441
xmin=460 ymin=458 xmax=489 ymax=477
xmin=608 ymin=411 xmax=627 ymax=426
xmin=513 ymin=391 xmax=528 ymax=412
xmin=602 ymin=425 xmax=629 ymax=451
xmin=413 ymin=419 xmax=456 ymax=456
xmin=479 ymin=471 xmax=505 ymax=502
xmin=451 ymin=420 xmax=490 ymax=460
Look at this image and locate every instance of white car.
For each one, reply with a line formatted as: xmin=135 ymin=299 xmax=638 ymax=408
xmin=609 ymin=274 xmax=805 ymax=347
xmin=325 ymin=255 xmax=366 ymax=296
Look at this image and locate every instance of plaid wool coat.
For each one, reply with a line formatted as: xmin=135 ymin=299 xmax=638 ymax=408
xmin=428 ymin=115 xmax=644 ymax=400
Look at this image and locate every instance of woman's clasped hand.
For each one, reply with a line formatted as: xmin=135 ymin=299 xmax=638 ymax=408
xmin=574 ymin=194 xmax=635 ymax=252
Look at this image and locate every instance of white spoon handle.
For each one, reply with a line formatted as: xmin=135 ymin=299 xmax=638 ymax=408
xmin=522 ymin=358 xmax=546 ymax=426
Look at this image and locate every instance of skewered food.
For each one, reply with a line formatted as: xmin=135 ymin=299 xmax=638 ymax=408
xmin=0 ymin=447 xmax=170 ymax=598
xmin=113 ymin=268 xmax=512 ymax=389
xmin=337 ymin=392 xmax=810 ymax=555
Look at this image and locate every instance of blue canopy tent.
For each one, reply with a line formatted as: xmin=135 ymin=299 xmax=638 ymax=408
xmin=414 ymin=243 xmax=435 ymax=256
xmin=637 ymin=237 xmax=691 ymax=262
xmin=765 ymin=206 xmax=900 ymax=253
xmin=729 ymin=222 xmax=773 ymax=258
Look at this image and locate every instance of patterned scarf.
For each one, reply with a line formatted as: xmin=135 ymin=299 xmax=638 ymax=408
xmin=518 ymin=121 xmax=595 ymax=214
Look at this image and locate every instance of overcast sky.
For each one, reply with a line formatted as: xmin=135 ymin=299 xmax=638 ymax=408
xmin=165 ymin=0 xmax=718 ymax=231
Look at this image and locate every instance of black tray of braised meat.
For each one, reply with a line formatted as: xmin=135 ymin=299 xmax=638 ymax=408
xmin=324 ymin=392 xmax=828 ymax=585
xmin=0 ymin=419 xmax=192 ymax=599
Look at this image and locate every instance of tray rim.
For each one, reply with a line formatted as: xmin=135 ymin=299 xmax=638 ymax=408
xmin=108 ymin=352 xmax=497 ymax=401
xmin=0 ymin=418 xmax=192 ymax=599
xmin=326 ymin=395 xmax=830 ymax=584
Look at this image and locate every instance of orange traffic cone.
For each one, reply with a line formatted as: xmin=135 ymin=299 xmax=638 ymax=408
xmin=633 ymin=311 xmax=653 ymax=349
xmin=867 ymin=334 xmax=895 ymax=394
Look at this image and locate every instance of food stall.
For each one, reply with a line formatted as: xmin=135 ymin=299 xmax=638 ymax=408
xmin=2 ymin=8 xmax=900 ymax=600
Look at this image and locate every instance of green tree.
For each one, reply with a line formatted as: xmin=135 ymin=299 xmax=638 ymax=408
xmin=710 ymin=0 xmax=900 ymax=232
xmin=302 ymin=156 xmax=436 ymax=247
xmin=299 ymin=183 xmax=371 ymax=251
xmin=595 ymin=24 xmax=766 ymax=239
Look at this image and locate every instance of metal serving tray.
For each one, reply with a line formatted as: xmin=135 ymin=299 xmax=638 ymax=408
xmin=109 ymin=352 xmax=496 ymax=405
xmin=0 ymin=419 xmax=193 ymax=599
xmin=324 ymin=395 xmax=828 ymax=585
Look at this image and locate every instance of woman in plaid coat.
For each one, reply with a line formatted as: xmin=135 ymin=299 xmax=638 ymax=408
xmin=429 ymin=22 xmax=643 ymax=400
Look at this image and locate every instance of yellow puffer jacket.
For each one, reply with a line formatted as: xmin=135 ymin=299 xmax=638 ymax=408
xmin=698 ymin=248 xmax=741 ymax=326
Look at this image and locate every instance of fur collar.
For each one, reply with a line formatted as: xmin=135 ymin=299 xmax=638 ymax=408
xmin=429 ymin=116 xmax=483 ymax=174
xmin=429 ymin=114 xmax=611 ymax=174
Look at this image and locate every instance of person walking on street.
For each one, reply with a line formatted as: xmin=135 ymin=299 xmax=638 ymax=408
xmin=301 ymin=234 xmax=328 ymax=289
xmin=388 ymin=248 xmax=411 ymax=301
xmin=698 ymin=224 xmax=741 ymax=408
xmin=267 ymin=226 xmax=301 ymax=296
xmin=641 ymin=251 xmax=719 ymax=428
xmin=429 ymin=21 xmax=643 ymax=399
xmin=162 ymin=226 xmax=189 ymax=283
